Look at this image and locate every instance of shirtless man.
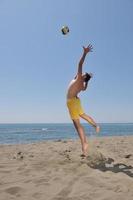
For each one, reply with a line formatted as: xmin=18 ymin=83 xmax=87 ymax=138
xmin=66 ymin=44 xmax=100 ymax=156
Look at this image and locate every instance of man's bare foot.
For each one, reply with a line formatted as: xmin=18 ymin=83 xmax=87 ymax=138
xmin=96 ymin=125 xmax=100 ymax=133
xmin=82 ymin=143 xmax=89 ymax=157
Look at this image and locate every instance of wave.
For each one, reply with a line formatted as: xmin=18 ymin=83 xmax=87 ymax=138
xmin=42 ymin=128 xmax=48 ymax=131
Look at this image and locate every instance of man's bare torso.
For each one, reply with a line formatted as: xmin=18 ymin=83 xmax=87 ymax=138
xmin=67 ymin=76 xmax=84 ymax=99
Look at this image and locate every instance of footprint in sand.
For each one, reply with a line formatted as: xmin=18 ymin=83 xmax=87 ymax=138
xmin=32 ymin=192 xmax=43 ymax=198
xmin=5 ymin=186 xmax=24 ymax=196
xmin=34 ymin=178 xmax=50 ymax=186
xmin=86 ymin=151 xmax=106 ymax=165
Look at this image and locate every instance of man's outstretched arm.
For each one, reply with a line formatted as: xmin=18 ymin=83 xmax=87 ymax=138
xmin=78 ymin=44 xmax=93 ymax=75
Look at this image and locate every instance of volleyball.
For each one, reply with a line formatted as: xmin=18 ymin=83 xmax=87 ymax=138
xmin=61 ymin=26 xmax=69 ymax=35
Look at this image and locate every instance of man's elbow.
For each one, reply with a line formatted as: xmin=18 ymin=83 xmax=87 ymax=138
xmin=78 ymin=62 xmax=83 ymax=68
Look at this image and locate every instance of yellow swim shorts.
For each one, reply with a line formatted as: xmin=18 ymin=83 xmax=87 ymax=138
xmin=67 ymin=97 xmax=84 ymax=120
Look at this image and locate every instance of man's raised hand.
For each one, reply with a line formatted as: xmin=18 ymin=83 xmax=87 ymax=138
xmin=83 ymin=44 xmax=93 ymax=54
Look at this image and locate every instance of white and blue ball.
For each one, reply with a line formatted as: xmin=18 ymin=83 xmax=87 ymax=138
xmin=61 ymin=26 xmax=69 ymax=35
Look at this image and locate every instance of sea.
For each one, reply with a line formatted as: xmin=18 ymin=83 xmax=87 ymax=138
xmin=0 ymin=123 xmax=133 ymax=145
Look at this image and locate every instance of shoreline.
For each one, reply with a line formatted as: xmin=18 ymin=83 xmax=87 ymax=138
xmin=0 ymin=134 xmax=133 ymax=146
xmin=0 ymin=136 xmax=133 ymax=200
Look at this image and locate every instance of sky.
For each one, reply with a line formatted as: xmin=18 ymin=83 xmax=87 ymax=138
xmin=0 ymin=0 xmax=133 ymax=123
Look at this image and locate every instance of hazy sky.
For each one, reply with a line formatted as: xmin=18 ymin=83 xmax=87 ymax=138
xmin=0 ymin=0 xmax=133 ymax=123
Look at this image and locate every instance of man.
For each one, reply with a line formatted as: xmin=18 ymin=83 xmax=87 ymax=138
xmin=66 ymin=44 xmax=100 ymax=156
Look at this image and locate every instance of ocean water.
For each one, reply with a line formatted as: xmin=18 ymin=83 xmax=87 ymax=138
xmin=0 ymin=123 xmax=133 ymax=145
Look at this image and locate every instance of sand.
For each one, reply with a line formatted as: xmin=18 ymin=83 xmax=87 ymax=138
xmin=0 ymin=136 xmax=133 ymax=200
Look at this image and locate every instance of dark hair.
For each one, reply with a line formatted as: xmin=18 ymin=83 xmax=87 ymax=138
xmin=84 ymin=73 xmax=92 ymax=82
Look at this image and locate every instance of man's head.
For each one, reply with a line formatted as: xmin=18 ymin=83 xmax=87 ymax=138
xmin=83 ymin=72 xmax=93 ymax=82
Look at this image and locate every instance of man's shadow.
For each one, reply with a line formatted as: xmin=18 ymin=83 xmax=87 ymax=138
xmin=87 ymin=157 xmax=133 ymax=178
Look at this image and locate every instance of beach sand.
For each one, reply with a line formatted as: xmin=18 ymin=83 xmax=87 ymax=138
xmin=0 ymin=136 xmax=133 ymax=200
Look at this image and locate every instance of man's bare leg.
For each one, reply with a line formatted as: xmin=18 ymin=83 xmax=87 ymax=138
xmin=73 ymin=119 xmax=88 ymax=156
xmin=80 ymin=113 xmax=100 ymax=133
